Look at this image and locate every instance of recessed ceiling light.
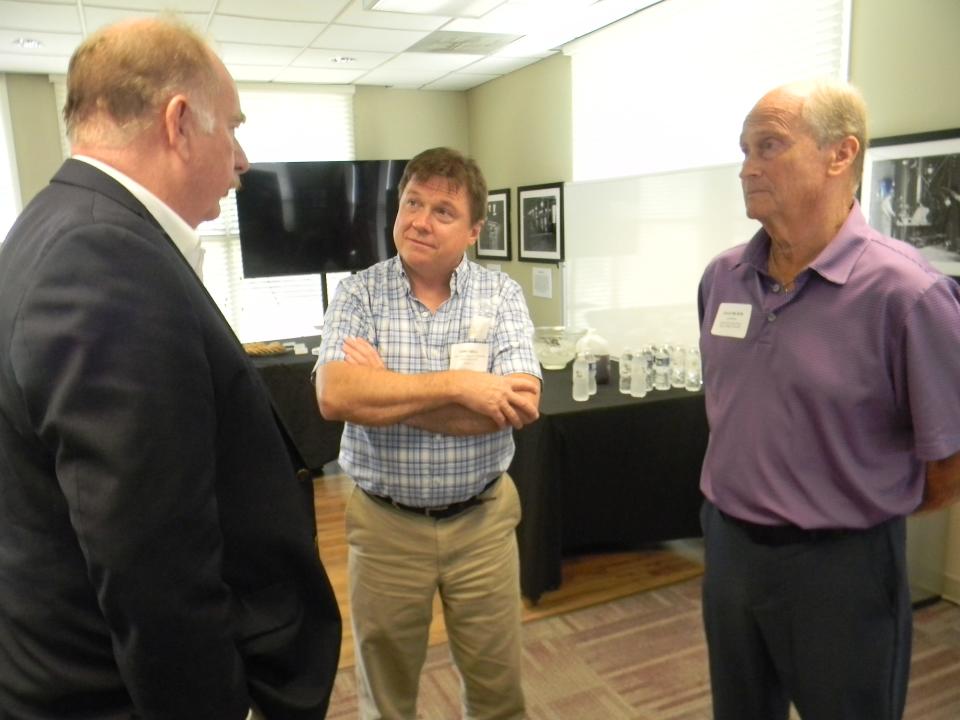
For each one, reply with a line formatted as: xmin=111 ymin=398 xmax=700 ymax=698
xmin=13 ymin=37 xmax=44 ymax=50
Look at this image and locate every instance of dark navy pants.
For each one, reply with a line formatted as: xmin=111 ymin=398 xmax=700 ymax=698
xmin=700 ymin=500 xmax=912 ymax=720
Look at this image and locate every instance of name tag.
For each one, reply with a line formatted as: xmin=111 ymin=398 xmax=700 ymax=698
xmin=450 ymin=342 xmax=490 ymax=372
xmin=711 ymin=302 xmax=752 ymax=339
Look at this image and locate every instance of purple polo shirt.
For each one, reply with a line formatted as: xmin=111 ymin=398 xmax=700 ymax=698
xmin=698 ymin=201 xmax=960 ymax=529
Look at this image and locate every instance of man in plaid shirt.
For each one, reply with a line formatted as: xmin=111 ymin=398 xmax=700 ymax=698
xmin=315 ymin=147 xmax=541 ymax=720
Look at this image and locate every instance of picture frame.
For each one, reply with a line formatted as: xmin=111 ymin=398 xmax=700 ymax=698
xmin=517 ymin=182 xmax=564 ymax=263
xmin=860 ymin=128 xmax=960 ymax=276
xmin=476 ymin=188 xmax=511 ymax=260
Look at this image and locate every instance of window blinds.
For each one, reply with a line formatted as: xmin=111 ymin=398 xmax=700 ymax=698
xmin=565 ymin=0 xmax=852 ymax=181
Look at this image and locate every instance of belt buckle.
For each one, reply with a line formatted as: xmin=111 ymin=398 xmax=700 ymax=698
xmin=423 ymin=504 xmax=451 ymax=518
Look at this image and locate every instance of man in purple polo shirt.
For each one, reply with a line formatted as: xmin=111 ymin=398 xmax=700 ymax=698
xmin=697 ymin=79 xmax=960 ymax=720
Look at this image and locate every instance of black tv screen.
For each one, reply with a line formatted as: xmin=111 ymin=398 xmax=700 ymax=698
xmin=236 ymin=159 xmax=408 ymax=278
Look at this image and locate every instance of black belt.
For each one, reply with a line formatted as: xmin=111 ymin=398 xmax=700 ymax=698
xmin=363 ymin=477 xmax=499 ymax=520
xmin=720 ymin=510 xmax=860 ymax=546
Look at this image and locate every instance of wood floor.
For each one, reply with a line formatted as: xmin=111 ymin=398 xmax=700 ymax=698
xmin=312 ymin=472 xmax=704 ymax=670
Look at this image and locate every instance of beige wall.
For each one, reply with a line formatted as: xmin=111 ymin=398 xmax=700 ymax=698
xmin=850 ymin=0 xmax=960 ymax=138
xmin=354 ymin=86 xmax=469 ymax=160
xmin=848 ymin=0 xmax=960 ymax=600
xmin=467 ymin=53 xmax=572 ymax=326
xmin=6 ymin=74 xmax=63 ymax=206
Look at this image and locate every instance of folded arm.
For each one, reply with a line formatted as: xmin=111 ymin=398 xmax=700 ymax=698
xmin=915 ymin=449 xmax=960 ymax=513
xmin=315 ymin=337 xmax=540 ymax=434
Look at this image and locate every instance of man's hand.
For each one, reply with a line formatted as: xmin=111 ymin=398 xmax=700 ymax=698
xmin=342 ymin=337 xmax=385 ymax=369
xmin=915 ymin=450 xmax=960 ymax=513
xmin=449 ymin=370 xmax=540 ymax=430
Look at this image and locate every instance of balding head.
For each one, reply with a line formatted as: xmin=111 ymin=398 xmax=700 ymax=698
xmin=64 ymin=17 xmax=220 ymax=148
xmin=751 ymin=79 xmax=868 ymax=194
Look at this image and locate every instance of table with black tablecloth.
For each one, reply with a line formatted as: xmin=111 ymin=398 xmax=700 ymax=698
xmin=509 ymin=361 xmax=708 ymax=603
xmin=252 ymin=346 xmax=707 ymax=603
xmin=251 ymin=337 xmax=343 ymax=473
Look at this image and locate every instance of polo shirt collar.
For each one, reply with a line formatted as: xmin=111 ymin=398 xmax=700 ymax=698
xmin=734 ymin=200 xmax=870 ymax=287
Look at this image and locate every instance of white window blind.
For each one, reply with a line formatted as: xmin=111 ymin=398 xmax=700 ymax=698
xmin=560 ymin=0 xmax=851 ymax=354
xmin=51 ymin=78 xmax=355 ymax=342
xmin=0 ymin=74 xmax=22 ymax=242
xmin=565 ymin=0 xmax=852 ymax=181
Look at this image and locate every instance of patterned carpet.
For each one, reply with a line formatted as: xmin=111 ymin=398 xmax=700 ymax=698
xmin=327 ymin=576 xmax=960 ymax=719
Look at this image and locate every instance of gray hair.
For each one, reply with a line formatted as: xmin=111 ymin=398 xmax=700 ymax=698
xmin=794 ymin=79 xmax=869 ymax=192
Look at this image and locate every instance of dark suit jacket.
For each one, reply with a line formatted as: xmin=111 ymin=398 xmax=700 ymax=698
xmin=0 ymin=160 xmax=340 ymax=719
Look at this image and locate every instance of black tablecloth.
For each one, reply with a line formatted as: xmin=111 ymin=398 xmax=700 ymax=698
xmin=253 ymin=347 xmax=708 ymax=602
xmin=251 ymin=337 xmax=343 ymax=472
xmin=509 ymin=361 xmax=708 ymax=602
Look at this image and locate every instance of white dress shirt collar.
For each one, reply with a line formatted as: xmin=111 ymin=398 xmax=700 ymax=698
xmin=72 ymin=155 xmax=205 ymax=279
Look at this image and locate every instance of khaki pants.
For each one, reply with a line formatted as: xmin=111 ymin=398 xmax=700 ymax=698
xmin=346 ymin=474 xmax=525 ymax=720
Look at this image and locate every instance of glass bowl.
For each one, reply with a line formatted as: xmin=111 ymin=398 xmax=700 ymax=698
xmin=532 ymin=326 xmax=587 ymax=370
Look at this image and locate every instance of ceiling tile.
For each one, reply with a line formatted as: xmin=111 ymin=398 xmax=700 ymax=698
xmin=378 ymin=50 xmax=481 ymax=73
xmin=311 ymin=23 xmax=427 ymax=53
xmin=82 ymin=8 xmax=209 ymax=35
xmin=215 ymin=0 xmax=348 ymax=23
xmin=294 ymin=48 xmax=392 ymax=70
xmin=0 ymin=50 xmax=69 ymax=73
xmin=0 ymin=0 xmax=82 ymax=33
xmin=208 ymin=14 xmax=325 ymax=46
xmin=217 ymin=42 xmax=301 ymax=66
xmin=335 ymin=0 xmax=451 ymax=31
xmin=225 ymin=64 xmax=281 ymax=82
xmin=354 ymin=66 xmax=446 ymax=88
xmin=85 ymin=0 xmax=215 ymax=12
xmin=422 ymin=72 xmax=496 ymax=91
xmin=462 ymin=53 xmax=540 ymax=75
xmin=272 ymin=66 xmax=366 ymax=84
xmin=443 ymin=3 xmax=537 ymax=34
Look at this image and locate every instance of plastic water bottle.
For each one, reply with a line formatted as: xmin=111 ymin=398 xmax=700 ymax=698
xmin=653 ymin=345 xmax=671 ymax=391
xmin=640 ymin=345 xmax=655 ymax=390
xmin=629 ymin=350 xmax=648 ymax=398
xmin=685 ymin=347 xmax=703 ymax=392
xmin=572 ymin=352 xmax=590 ymax=401
xmin=584 ymin=351 xmax=597 ymax=396
xmin=670 ymin=345 xmax=686 ymax=388
xmin=577 ymin=330 xmax=611 ymax=384
xmin=619 ymin=350 xmax=633 ymax=394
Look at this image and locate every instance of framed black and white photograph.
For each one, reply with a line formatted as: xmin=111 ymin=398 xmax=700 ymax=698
xmin=476 ymin=188 xmax=511 ymax=260
xmin=518 ymin=182 xmax=564 ymax=263
xmin=861 ymin=128 xmax=960 ymax=276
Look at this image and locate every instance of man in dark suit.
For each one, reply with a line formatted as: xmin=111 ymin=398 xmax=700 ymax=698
xmin=0 ymin=17 xmax=340 ymax=719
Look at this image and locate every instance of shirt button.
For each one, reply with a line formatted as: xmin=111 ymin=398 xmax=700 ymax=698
xmin=422 ymin=311 xmax=429 ymax=318
xmin=767 ymin=312 xmax=777 ymax=322
xmin=771 ymin=283 xmax=781 ymax=292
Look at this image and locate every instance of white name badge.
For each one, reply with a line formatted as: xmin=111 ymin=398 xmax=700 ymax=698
xmin=450 ymin=342 xmax=490 ymax=372
xmin=711 ymin=302 xmax=753 ymax=339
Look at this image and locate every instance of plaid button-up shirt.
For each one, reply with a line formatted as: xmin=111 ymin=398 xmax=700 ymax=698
xmin=316 ymin=255 xmax=541 ymax=506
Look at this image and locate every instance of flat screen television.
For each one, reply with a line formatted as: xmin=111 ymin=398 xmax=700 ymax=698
xmin=236 ymin=159 xmax=408 ymax=278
